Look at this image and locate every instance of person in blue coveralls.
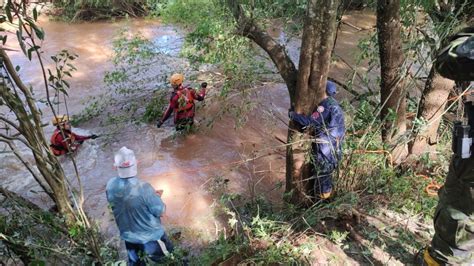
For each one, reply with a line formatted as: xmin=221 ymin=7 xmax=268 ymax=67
xmin=288 ymin=81 xmax=346 ymax=200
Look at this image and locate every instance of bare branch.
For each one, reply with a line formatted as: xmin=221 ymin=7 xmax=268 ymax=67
xmin=0 ymin=49 xmax=44 ymax=136
xmin=0 ymin=115 xmax=23 ymax=134
xmin=226 ymin=1 xmax=298 ymax=101
xmin=0 ymin=139 xmax=54 ymax=199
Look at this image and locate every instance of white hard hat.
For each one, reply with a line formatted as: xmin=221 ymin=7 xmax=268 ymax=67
xmin=114 ymin=146 xmax=138 ymax=178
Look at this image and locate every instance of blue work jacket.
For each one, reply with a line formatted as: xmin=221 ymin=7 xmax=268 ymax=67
xmin=106 ymin=177 xmax=165 ymax=244
xmin=291 ymin=97 xmax=345 ymax=169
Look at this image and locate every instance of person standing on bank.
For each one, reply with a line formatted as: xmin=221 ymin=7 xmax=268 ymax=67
xmin=106 ymin=147 xmax=173 ymax=265
xmin=418 ymin=26 xmax=474 ymax=266
xmin=157 ymin=73 xmax=207 ymax=131
xmin=288 ymin=81 xmax=346 ymax=200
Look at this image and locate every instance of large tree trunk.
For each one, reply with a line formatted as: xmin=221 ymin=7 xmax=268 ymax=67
xmin=0 ymin=50 xmax=76 ymax=224
xmin=377 ymin=0 xmax=407 ymax=163
xmin=409 ymin=67 xmax=454 ymax=156
xmin=287 ymin=0 xmax=340 ymax=204
xmin=227 ymin=0 xmax=339 ymax=205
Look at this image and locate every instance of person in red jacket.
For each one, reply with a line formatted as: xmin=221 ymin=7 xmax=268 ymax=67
xmin=50 ymin=115 xmax=98 ymax=156
xmin=157 ymin=73 xmax=207 ymax=131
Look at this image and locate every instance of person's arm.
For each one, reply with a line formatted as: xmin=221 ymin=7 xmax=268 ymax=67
xmin=289 ymin=112 xmax=312 ymax=127
xmin=158 ymin=93 xmax=178 ymax=127
xmin=191 ymin=82 xmax=207 ymax=101
xmin=289 ymin=107 xmax=328 ymax=129
xmin=72 ymin=132 xmax=97 ymax=142
xmin=144 ymin=183 xmax=166 ymax=217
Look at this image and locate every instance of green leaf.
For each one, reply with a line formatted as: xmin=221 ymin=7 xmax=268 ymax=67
xmin=34 ymin=27 xmax=45 ymax=40
xmin=29 ymin=22 xmax=45 ymax=40
xmin=59 ymin=88 xmax=69 ymax=96
xmin=33 ymin=7 xmax=38 ymax=21
xmin=66 ymin=63 xmax=77 ymax=71
xmin=1 ymin=35 xmax=7 ymax=45
xmin=27 ymin=45 xmax=40 ymax=60
xmin=15 ymin=65 xmax=20 ymax=72
xmin=62 ymin=80 xmax=70 ymax=88
xmin=5 ymin=2 xmax=13 ymax=23
xmin=16 ymin=30 xmax=27 ymax=57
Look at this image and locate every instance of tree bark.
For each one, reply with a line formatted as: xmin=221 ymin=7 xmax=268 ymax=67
xmin=377 ymin=0 xmax=407 ymax=163
xmin=409 ymin=67 xmax=454 ymax=156
xmin=288 ymin=0 xmax=340 ymax=204
xmin=227 ymin=0 xmax=339 ymax=205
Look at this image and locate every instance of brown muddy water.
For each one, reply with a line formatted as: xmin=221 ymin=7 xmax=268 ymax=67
xmin=0 ymin=11 xmax=376 ymax=257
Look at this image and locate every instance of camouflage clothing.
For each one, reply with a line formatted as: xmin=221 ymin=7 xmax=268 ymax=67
xmin=429 ymin=156 xmax=474 ymax=264
xmin=290 ymin=97 xmax=345 ymax=197
xmin=427 ymin=26 xmax=474 ymax=265
xmin=435 ymin=28 xmax=474 ymax=82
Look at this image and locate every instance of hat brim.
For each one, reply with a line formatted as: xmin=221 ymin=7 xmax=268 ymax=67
xmin=117 ymin=164 xmax=137 ymax=178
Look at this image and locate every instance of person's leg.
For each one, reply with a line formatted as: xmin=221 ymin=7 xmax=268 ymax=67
xmin=142 ymin=233 xmax=175 ymax=263
xmin=160 ymin=233 xmax=175 ymax=253
xmin=312 ymin=154 xmax=335 ymax=200
xmin=125 ymin=241 xmax=145 ymax=266
xmin=314 ymin=171 xmax=333 ymax=200
xmin=427 ymin=156 xmax=474 ymax=264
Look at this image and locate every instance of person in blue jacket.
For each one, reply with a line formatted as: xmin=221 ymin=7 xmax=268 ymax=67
xmin=106 ymin=147 xmax=173 ymax=265
xmin=288 ymin=81 xmax=346 ymax=200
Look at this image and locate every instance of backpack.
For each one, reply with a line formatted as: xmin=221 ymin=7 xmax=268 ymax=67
xmin=176 ymin=87 xmax=194 ymax=112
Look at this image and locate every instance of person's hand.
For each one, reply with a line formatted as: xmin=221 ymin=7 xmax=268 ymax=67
xmin=288 ymin=109 xmax=296 ymax=120
xmin=89 ymin=134 xmax=99 ymax=139
xmin=156 ymin=189 xmax=164 ymax=197
xmin=157 ymin=121 xmax=163 ymax=128
xmin=201 ymin=82 xmax=208 ymax=88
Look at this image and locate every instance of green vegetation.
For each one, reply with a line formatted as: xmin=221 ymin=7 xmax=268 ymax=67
xmin=75 ymin=28 xmax=169 ymax=128
xmin=0 ymin=189 xmax=118 ymax=264
xmin=52 ymin=0 xmax=155 ymax=21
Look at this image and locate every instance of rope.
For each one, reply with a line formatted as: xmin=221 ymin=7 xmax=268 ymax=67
xmin=417 ymin=174 xmax=441 ymax=197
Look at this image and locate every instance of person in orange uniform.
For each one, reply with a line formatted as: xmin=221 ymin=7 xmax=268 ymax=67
xmin=157 ymin=73 xmax=207 ymax=131
xmin=50 ymin=115 xmax=98 ymax=156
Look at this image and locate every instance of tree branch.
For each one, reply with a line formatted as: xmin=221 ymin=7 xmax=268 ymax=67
xmin=0 ymin=49 xmax=44 ymax=136
xmin=0 ymin=115 xmax=23 ymax=134
xmin=0 ymin=139 xmax=54 ymax=200
xmin=226 ymin=1 xmax=298 ymax=102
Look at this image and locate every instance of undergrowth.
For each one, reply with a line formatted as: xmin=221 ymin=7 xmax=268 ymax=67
xmin=0 ymin=190 xmax=117 ymax=264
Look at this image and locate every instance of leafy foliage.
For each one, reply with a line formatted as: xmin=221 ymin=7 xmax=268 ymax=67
xmin=53 ymin=0 xmax=154 ymax=21
xmin=0 ymin=189 xmax=118 ymax=264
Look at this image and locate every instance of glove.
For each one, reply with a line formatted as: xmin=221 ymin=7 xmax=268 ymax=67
xmin=89 ymin=134 xmax=99 ymax=139
xmin=201 ymin=82 xmax=208 ymax=88
xmin=288 ymin=110 xmax=296 ymax=120
xmin=157 ymin=121 xmax=163 ymax=128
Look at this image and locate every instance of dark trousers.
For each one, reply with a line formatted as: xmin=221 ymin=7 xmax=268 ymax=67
xmin=314 ymin=171 xmax=333 ymax=196
xmin=125 ymin=233 xmax=174 ymax=266
xmin=429 ymin=155 xmax=474 ymax=264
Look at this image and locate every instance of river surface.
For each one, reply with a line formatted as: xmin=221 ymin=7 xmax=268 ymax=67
xmin=1 ymin=11 xmax=376 ymax=255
